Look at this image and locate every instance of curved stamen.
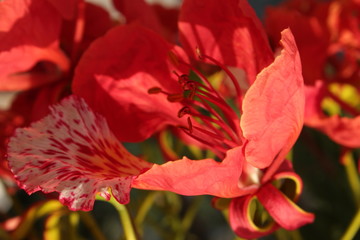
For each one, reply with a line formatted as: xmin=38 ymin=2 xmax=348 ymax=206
xmin=196 ymin=98 xmax=241 ymax=144
xmin=197 ymin=49 xmax=243 ymax=99
xmin=192 ymin=126 xmax=238 ymax=149
xmin=180 ymin=127 xmax=226 ymax=158
xmin=194 ymin=93 xmax=240 ymax=133
xmin=150 ymin=52 xmax=245 ymax=157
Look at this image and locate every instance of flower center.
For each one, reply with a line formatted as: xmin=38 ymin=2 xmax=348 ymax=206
xmin=149 ymin=50 xmax=244 ymax=158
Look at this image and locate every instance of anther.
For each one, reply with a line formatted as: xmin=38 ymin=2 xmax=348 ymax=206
xmin=148 ymin=87 xmax=162 ymax=94
xmin=183 ymin=81 xmax=197 ymax=91
xmin=178 ymin=106 xmax=191 ymax=118
xmin=196 ymin=46 xmax=203 ymax=60
xmin=187 ymin=117 xmax=193 ymax=133
xmin=168 ymin=51 xmax=179 ymax=66
xmin=178 ymin=74 xmax=190 ymax=85
xmin=167 ymin=94 xmax=184 ymax=102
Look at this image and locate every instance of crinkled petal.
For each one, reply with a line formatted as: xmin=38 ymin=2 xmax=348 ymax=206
xmin=179 ymin=0 xmax=273 ymax=84
xmin=229 ymin=196 xmax=278 ymax=239
xmin=257 ymin=183 xmax=315 ymax=230
xmin=7 ymin=95 xmax=152 ymax=211
xmin=240 ymin=29 xmax=304 ymax=171
xmin=133 ymin=146 xmax=255 ymax=198
xmin=0 ymin=0 xmax=69 ymax=91
xmin=73 ymin=24 xmax=189 ymax=142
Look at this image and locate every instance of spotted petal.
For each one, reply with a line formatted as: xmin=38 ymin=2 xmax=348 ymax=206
xmin=8 ymin=95 xmax=152 ymax=211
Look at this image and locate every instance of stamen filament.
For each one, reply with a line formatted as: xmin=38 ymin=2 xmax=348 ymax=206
xmin=178 ymin=60 xmax=224 ymax=100
xmin=197 ymin=98 xmax=241 ymax=144
xmin=199 ymin=53 xmax=243 ymax=99
xmin=180 ymin=128 xmax=226 ymax=158
xmin=192 ymin=126 xmax=238 ymax=149
xmin=194 ymin=93 xmax=240 ymax=133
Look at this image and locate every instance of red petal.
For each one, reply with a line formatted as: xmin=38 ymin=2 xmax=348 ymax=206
xmin=179 ymin=0 xmax=273 ymax=84
xmin=265 ymin=1 xmax=330 ymax=85
xmin=257 ymin=183 xmax=315 ymax=230
xmin=229 ymin=196 xmax=278 ymax=239
xmin=304 ymin=81 xmax=326 ymax=120
xmin=46 ymin=0 xmax=78 ymax=20
xmin=240 ymin=29 xmax=304 ymax=172
xmin=73 ymin=25 xmax=189 ymax=142
xmin=113 ymin=0 xmax=164 ymax=36
xmin=60 ymin=2 xmax=114 ymax=57
xmin=152 ymin=4 xmax=179 ymax=43
xmin=304 ymin=81 xmax=360 ymax=148
xmin=0 ymin=0 xmax=69 ymax=91
xmin=133 ymin=146 xmax=256 ymax=198
xmin=0 ymin=110 xmax=24 ymax=182
xmin=7 ymin=95 xmax=152 ymax=211
xmin=307 ymin=115 xmax=360 ymax=148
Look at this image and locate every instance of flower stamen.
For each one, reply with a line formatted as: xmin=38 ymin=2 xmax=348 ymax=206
xmin=149 ymin=52 xmax=245 ymax=157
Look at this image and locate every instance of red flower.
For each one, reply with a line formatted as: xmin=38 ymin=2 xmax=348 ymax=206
xmin=7 ymin=0 xmax=314 ymax=237
xmin=265 ymin=0 xmax=360 ymax=148
xmin=71 ymin=0 xmax=313 ymax=237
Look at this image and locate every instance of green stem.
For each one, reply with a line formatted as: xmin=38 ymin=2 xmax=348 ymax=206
xmin=275 ymin=228 xmax=302 ymax=240
xmin=341 ymin=208 xmax=360 ymax=240
xmin=135 ymin=192 xmax=159 ymax=227
xmin=343 ymin=151 xmax=360 ymax=208
xmin=175 ymin=196 xmax=203 ymax=240
xmin=78 ymin=212 xmax=107 ymax=240
xmin=106 ymin=197 xmax=140 ymax=240
xmin=289 ymin=229 xmax=303 ymax=240
xmin=0 ymin=227 xmax=11 ymax=240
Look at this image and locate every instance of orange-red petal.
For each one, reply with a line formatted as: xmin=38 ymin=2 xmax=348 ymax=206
xmin=229 ymin=195 xmax=278 ymax=238
xmin=240 ymin=29 xmax=304 ymax=172
xmin=133 ymin=146 xmax=254 ymax=198
xmin=257 ymin=182 xmax=315 ymax=230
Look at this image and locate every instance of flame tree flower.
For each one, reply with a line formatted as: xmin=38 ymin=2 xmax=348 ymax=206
xmin=7 ymin=0 xmax=314 ymax=238
xmin=71 ymin=0 xmax=312 ymax=237
xmin=265 ymin=0 xmax=360 ymax=148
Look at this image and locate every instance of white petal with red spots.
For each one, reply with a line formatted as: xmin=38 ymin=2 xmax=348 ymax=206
xmin=8 ymin=95 xmax=152 ymax=211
